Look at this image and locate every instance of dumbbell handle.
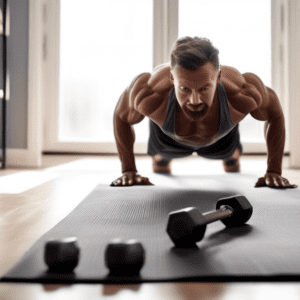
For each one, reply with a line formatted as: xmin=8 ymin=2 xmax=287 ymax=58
xmin=202 ymin=205 xmax=233 ymax=225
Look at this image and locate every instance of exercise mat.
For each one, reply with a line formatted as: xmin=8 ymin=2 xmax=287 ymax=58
xmin=1 ymin=173 xmax=300 ymax=283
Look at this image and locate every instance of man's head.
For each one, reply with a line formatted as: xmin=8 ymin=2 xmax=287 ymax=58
xmin=170 ymin=36 xmax=221 ymax=122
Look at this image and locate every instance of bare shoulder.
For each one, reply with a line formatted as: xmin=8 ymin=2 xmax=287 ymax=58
xmin=221 ymin=65 xmax=246 ymax=91
xmin=149 ymin=62 xmax=173 ymax=92
xmin=129 ymin=63 xmax=172 ymax=97
xmin=222 ymin=65 xmax=284 ymax=121
xmin=243 ymin=72 xmax=284 ymax=121
xmin=129 ymin=64 xmax=173 ymax=119
xmin=242 ymin=71 xmax=285 ymax=121
xmin=221 ymin=65 xmax=265 ymax=115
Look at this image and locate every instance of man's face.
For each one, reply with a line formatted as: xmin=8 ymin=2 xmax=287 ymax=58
xmin=170 ymin=63 xmax=221 ymax=122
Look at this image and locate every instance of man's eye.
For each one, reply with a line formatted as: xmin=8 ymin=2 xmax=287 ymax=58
xmin=180 ymin=86 xmax=188 ymax=92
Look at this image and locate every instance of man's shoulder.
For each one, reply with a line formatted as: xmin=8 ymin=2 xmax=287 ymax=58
xmin=128 ymin=64 xmax=172 ymax=122
xmin=220 ymin=65 xmax=246 ymax=93
xmin=221 ymin=65 xmax=260 ymax=115
xmin=129 ymin=63 xmax=173 ymax=98
xmin=148 ymin=62 xmax=173 ymax=93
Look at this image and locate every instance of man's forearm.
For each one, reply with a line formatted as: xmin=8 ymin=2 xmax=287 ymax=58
xmin=264 ymin=117 xmax=285 ymax=175
xmin=114 ymin=116 xmax=137 ymax=173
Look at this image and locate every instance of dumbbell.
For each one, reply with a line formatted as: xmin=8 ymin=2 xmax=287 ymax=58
xmin=166 ymin=195 xmax=253 ymax=247
xmin=105 ymin=238 xmax=145 ymax=276
xmin=44 ymin=237 xmax=80 ymax=273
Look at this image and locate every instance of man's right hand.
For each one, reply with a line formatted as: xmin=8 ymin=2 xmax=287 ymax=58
xmin=110 ymin=171 xmax=154 ymax=187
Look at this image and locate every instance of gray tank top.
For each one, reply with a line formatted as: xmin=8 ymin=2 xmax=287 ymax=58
xmin=161 ymin=82 xmax=236 ymax=147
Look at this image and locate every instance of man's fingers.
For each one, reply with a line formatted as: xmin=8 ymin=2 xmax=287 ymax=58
xmin=265 ymin=177 xmax=272 ymax=186
xmin=144 ymin=177 xmax=154 ymax=185
xmin=254 ymin=174 xmax=297 ymax=189
xmin=274 ymin=177 xmax=281 ymax=187
xmin=122 ymin=177 xmax=126 ymax=185
xmin=135 ymin=177 xmax=145 ymax=185
xmin=266 ymin=176 xmax=282 ymax=188
xmin=111 ymin=179 xmax=121 ymax=186
xmin=134 ymin=176 xmax=153 ymax=185
xmin=255 ymin=177 xmax=266 ymax=187
xmin=111 ymin=174 xmax=154 ymax=187
xmin=282 ymin=178 xmax=298 ymax=188
xmin=281 ymin=178 xmax=297 ymax=188
xmin=143 ymin=178 xmax=154 ymax=185
xmin=265 ymin=175 xmax=298 ymax=189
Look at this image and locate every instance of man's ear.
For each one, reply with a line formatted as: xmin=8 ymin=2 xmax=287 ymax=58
xmin=217 ymin=70 xmax=221 ymax=85
xmin=170 ymin=71 xmax=174 ymax=83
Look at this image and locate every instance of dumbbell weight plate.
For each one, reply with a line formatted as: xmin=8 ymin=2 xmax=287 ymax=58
xmin=44 ymin=237 xmax=80 ymax=273
xmin=216 ymin=195 xmax=253 ymax=227
xmin=105 ymin=238 xmax=145 ymax=276
xmin=166 ymin=207 xmax=207 ymax=247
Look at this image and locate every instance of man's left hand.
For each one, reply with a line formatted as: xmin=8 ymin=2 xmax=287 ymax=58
xmin=255 ymin=172 xmax=297 ymax=188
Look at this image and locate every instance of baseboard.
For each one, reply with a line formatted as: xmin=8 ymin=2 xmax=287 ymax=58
xmin=6 ymin=148 xmax=41 ymax=168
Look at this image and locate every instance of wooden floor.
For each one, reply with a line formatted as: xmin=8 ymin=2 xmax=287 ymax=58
xmin=0 ymin=154 xmax=300 ymax=300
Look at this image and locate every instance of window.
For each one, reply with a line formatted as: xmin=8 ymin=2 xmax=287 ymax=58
xmin=44 ymin=0 xmax=274 ymax=153
xmin=59 ymin=0 xmax=153 ymax=143
xmin=179 ymin=0 xmax=271 ymax=143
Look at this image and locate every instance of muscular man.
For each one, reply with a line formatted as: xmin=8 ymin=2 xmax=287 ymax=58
xmin=111 ymin=36 xmax=297 ymax=189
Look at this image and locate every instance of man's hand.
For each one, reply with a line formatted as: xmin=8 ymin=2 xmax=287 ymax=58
xmin=255 ymin=172 xmax=297 ymax=188
xmin=111 ymin=171 xmax=154 ymax=187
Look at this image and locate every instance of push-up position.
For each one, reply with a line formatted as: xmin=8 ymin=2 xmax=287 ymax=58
xmin=111 ymin=36 xmax=297 ymax=189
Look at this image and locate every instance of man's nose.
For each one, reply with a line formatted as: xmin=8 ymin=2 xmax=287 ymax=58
xmin=189 ymin=91 xmax=202 ymax=106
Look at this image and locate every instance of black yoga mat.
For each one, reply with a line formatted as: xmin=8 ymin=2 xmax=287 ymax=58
xmin=1 ymin=173 xmax=300 ymax=283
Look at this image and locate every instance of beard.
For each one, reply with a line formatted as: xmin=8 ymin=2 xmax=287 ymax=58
xmin=182 ymin=105 xmax=208 ymax=122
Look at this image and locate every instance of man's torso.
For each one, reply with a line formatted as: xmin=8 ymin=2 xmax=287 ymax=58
xmin=131 ymin=63 xmax=259 ymax=147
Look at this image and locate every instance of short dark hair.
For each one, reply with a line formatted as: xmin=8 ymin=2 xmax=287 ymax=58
xmin=170 ymin=36 xmax=220 ymax=71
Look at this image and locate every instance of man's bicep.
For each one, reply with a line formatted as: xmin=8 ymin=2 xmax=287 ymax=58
xmin=243 ymin=72 xmax=284 ymax=121
xmin=114 ymin=89 xmax=145 ymax=125
xmin=265 ymin=87 xmax=285 ymax=121
xmin=249 ymin=86 xmax=285 ymax=122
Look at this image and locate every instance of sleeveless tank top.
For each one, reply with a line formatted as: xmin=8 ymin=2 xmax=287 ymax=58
xmin=161 ymin=82 xmax=236 ymax=148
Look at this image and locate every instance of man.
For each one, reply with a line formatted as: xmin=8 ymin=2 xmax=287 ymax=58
xmin=111 ymin=36 xmax=297 ymax=189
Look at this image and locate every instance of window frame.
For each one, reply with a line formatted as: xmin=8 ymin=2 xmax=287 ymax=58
xmin=42 ymin=0 xmax=284 ymax=155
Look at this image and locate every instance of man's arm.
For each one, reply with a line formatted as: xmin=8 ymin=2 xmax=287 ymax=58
xmin=264 ymin=116 xmax=285 ymax=175
xmin=248 ymin=81 xmax=285 ymax=176
xmin=257 ymin=115 xmax=296 ymax=188
xmin=243 ymin=72 xmax=297 ymax=188
xmin=111 ymin=73 xmax=153 ymax=186
xmin=114 ymin=113 xmax=138 ymax=173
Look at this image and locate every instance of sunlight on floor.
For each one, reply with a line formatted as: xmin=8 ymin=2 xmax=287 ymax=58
xmin=0 ymin=171 xmax=61 ymax=194
xmin=223 ymin=284 xmax=300 ymax=300
xmin=0 ymin=155 xmax=290 ymax=194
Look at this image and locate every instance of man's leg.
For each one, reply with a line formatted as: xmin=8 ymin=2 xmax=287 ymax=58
xmin=147 ymin=120 xmax=193 ymax=174
xmin=222 ymin=125 xmax=243 ymax=172
xmin=222 ymin=148 xmax=242 ymax=172
xmin=152 ymin=155 xmax=172 ymax=173
xmin=195 ymin=124 xmax=243 ymax=172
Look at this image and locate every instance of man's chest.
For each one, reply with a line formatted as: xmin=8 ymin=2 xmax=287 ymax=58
xmin=141 ymin=85 xmax=251 ymax=144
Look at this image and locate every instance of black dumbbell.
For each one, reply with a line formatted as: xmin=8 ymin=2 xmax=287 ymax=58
xmin=105 ymin=238 xmax=145 ymax=276
xmin=44 ymin=237 xmax=80 ymax=273
xmin=166 ymin=195 xmax=253 ymax=247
